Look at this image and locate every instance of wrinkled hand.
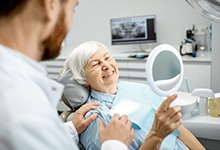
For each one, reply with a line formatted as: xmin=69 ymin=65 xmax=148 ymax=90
xmin=151 ymin=94 xmax=182 ymax=140
xmin=98 ymin=114 xmax=134 ymax=147
xmin=71 ymin=102 xmax=99 ymax=134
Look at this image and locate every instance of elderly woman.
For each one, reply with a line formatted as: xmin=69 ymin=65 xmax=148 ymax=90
xmin=61 ymin=41 xmax=205 ymax=150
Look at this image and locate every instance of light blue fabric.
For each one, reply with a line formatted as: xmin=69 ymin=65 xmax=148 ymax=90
xmin=80 ymin=91 xmax=146 ymax=150
xmin=113 ymin=81 xmax=180 ymax=149
xmin=80 ymin=81 xmax=189 ymax=150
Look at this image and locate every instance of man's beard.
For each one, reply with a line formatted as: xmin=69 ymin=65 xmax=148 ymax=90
xmin=41 ymin=9 xmax=67 ymax=61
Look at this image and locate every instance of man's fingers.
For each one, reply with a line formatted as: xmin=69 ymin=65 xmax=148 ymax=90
xmin=79 ymin=102 xmax=99 ymax=114
xmin=98 ymin=119 xmax=105 ymax=131
xmin=83 ymin=102 xmax=99 ymax=109
xmin=119 ymin=115 xmax=128 ymax=122
xmin=127 ymin=120 xmax=133 ymax=130
xmin=84 ymin=113 xmax=98 ymax=125
xmin=111 ymin=113 xmax=120 ymax=120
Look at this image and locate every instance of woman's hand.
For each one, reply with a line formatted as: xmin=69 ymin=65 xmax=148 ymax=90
xmin=151 ymin=94 xmax=182 ymax=139
xmin=140 ymin=94 xmax=182 ymax=150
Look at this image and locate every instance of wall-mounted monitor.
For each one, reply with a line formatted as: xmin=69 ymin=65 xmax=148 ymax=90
xmin=110 ymin=15 xmax=156 ymax=45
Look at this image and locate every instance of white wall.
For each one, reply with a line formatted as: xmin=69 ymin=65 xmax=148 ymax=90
xmin=211 ymin=22 xmax=220 ymax=93
xmin=60 ymin=0 xmax=220 ymax=92
xmin=61 ymin=0 xmax=211 ymax=55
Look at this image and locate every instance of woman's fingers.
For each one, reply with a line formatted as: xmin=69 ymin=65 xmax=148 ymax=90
xmin=159 ymin=94 xmax=178 ymax=112
xmin=152 ymin=94 xmax=183 ymax=139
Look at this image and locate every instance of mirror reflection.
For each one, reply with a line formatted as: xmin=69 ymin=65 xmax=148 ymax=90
xmin=153 ymin=50 xmax=181 ymax=91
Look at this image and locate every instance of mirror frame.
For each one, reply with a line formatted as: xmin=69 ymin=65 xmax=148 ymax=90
xmin=146 ymin=44 xmax=184 ymax=96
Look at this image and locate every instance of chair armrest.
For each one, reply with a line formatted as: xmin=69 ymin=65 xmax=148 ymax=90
xmin=60 ymin=110 xmax=73 ymax=122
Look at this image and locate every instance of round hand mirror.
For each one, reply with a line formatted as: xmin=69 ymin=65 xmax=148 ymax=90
xmin=146 ymin=44 xmax=184 ymax=105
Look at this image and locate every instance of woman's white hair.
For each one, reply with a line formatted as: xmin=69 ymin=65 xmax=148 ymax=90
xmin=62 ymin=41 xmax=109 ymax=85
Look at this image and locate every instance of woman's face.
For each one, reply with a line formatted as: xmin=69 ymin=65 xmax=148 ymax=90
xmin=84 ymin=47 xmax=119 ymax=94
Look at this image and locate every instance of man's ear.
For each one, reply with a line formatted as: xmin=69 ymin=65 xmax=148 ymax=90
xmin=43 ymin=0 xmax=60 ymax=22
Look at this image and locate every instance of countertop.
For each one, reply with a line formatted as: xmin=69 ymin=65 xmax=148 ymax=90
xmin=182 ymin=109 xmax=220 ymax=141
xmin=110 ymin=51 xmax=211 ymax=62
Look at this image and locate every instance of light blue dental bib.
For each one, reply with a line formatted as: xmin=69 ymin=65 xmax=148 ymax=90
xmin=112 ymin=81 xmax=180 ymax=150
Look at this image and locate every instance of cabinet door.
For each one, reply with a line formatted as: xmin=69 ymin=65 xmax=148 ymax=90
xmin=128 ymin=59 xmax=147 ymax=83
xmin=179 ymin=62 xmax=211 ymax=92
xmin=115 ymin=58 xmax=147 ymax=83
xmin=115 ymin=59 xmax=129 ymax=81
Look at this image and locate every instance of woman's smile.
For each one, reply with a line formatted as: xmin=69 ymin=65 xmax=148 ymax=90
xmin=102 ymin=71 xmax=114 ymax=78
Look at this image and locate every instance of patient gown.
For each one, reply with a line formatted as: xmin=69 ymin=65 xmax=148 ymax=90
xmin=80 ymin=81 xmax=189 ymax=150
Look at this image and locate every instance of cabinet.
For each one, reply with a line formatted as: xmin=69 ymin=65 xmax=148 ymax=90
xmin=179 ymin=61 xmax=211 ymax=92
xmin=116 ymin=58 xmax=147 ymax=83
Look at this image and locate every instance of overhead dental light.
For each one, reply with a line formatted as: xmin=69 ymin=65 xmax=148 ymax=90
xmin=186 ymin=0 xmax=220 ymax=22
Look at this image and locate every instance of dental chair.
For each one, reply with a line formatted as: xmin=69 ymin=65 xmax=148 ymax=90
xmin=58 ymin=69 xmax=89 ymax=150
xmin=58 ymin=69 xmax=89 ymax=121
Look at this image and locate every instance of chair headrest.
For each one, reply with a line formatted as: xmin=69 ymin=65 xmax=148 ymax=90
xmin=58 ymin=70 xmax=89 ymax=110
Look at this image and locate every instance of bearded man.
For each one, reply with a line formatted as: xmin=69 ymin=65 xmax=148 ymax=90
xmin=0 ymin=0 xmax=134 ymax=149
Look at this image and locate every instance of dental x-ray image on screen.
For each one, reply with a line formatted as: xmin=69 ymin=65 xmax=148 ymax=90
xmin=110 ymin=15 xmax=156 ymax=45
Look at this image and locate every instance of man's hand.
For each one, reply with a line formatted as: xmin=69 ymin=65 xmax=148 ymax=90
xmin=98 ymin=114 xmax=134 ymax=147
xmin=151 ymin=94 xmax=182 ymax=140
xmin=71 ymin=102 xmax=99 ymax=134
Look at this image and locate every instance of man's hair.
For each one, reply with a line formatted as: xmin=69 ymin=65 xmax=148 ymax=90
xmin=0 ymin=0 xmax=28 ymax=18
